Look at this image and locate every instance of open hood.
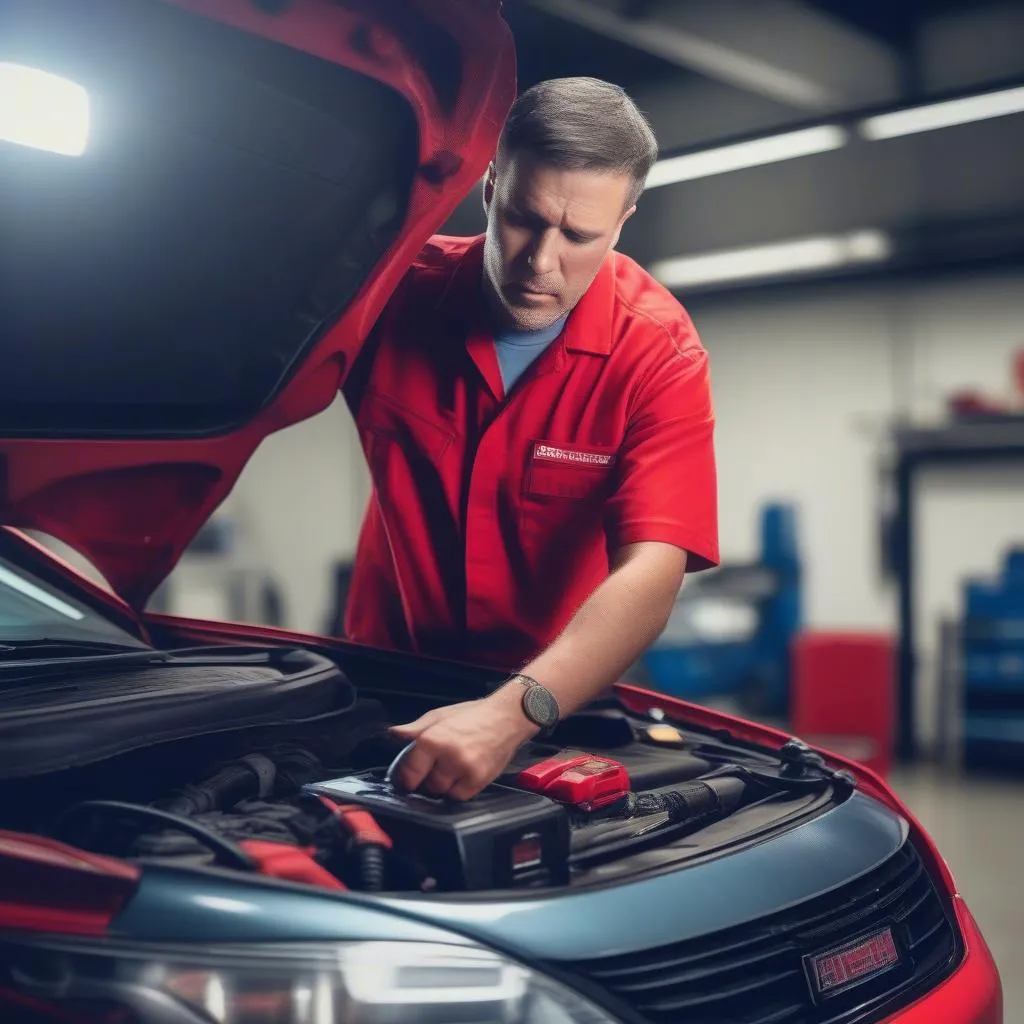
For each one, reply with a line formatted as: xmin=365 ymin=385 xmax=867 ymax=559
xmin=0 ymin=0 xmax=515 ymax=609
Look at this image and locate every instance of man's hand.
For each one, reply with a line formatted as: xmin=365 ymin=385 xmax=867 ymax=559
xmin=388 ymin=686 xmax=538 ymax=801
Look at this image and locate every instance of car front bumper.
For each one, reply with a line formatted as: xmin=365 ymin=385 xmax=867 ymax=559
xmin=883 ymin=896 xmax=1001 ymax=1023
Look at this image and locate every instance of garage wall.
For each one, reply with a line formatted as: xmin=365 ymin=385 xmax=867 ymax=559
xmin=691 ymin=284 xmax=898 ymax=626
xmin=217 ymin=395 xmax=370 ymax=637
xmin=690 ymin=267 xmax=1024 ymax=596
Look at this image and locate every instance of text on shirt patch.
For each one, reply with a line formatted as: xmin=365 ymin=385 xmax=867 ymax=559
xmin=533 ymin=444 xmax=614 ymax=467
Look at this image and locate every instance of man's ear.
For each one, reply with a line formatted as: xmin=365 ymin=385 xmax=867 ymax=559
xmin=482 ymin=162 xmax=497 ymax=214
xmin=611 ymin=204 xmax=637 ymax=249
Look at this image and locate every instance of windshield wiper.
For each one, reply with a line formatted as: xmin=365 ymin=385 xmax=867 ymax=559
xmin=0 ymin=638 xmax=152 ymax=656
xmin=0 ymin=639 xmax=169 ymax=676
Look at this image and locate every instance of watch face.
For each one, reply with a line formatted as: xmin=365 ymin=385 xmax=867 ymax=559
xmin=523 ymin=685 xmax=559 ymax=730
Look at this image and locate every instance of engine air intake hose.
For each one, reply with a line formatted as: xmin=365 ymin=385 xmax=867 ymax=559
xmin=618 ymin=778 xmax=741 ymax=819
xmin=161 ymin=754 xmax=276 ymax=817
xmin=607 ymin=776 xmax=747 ymax=823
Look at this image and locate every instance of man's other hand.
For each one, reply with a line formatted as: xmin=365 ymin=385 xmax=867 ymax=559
xmin=388 ymin=688 xmax=538 ymax=801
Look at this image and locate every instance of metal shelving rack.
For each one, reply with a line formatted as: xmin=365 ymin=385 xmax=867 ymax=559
xmin=888 ymin=417 xmax=1024 ymax=760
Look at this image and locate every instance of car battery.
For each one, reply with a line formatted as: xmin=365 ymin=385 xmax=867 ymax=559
xmin=306 ymin=772 xmax=570 ymax=891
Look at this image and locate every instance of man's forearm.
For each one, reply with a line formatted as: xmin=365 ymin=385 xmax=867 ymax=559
xmin=395 ymin=543 xmax=690 ymax=801
xmin=512 ymin=542 xmax=687 ymax=720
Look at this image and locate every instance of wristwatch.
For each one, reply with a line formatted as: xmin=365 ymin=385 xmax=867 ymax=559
xmin=509 ymin=674 xmax=560 ymax=737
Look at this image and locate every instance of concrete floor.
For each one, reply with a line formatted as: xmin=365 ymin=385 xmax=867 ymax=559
xmin=889 ymin=765 xmax=1023 ymax=1019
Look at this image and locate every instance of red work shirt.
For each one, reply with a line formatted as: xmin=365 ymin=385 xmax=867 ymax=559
xmin=342 ymin=234 xmax=719 ymax=669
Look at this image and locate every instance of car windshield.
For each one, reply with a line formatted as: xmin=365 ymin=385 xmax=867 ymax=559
xmin=0 ymin=556 xmax=147 ymax=648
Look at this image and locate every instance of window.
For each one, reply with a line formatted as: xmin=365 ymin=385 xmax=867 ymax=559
xmin=0 ymin=556 xmax=145 ymax=646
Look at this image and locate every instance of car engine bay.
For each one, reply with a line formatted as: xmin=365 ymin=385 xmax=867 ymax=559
xmin=0 ymin=645 xmax=855 ymax=897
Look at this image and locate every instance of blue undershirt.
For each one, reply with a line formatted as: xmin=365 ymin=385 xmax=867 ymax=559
xmin=493 ymin=316 xmax=568 ymax=393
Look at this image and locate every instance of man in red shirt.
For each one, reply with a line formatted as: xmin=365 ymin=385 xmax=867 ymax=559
xmin=342 ymin=77 xmax=719 ymax=799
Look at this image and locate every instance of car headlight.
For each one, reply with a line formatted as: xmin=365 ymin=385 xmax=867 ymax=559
xmin=2 ymin=937 xmax=619 ymax=1023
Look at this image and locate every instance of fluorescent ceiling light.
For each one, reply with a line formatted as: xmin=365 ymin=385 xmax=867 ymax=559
xmin=650 ymin=229 xmax=892 ymax=289
xmin=860 ymin=84 xmax=1024 ymax=141
xmin=0 ymin=62 xmax=90 ymax=156
xmin=645 ymin=125 xmax=847 ymax=189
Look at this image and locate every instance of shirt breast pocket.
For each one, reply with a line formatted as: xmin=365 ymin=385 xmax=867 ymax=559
xmin=522 ymin=440 xmax=618 ymax=500
xmin=518 ymin=441 xmax=617 ymax=556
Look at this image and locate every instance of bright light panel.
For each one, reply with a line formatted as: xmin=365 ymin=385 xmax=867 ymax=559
xmin=0 ymin=62 xmax=90 ymax=156
xmin=860 ymin=84 xmax=1024 ymax=140
xmin=650 ymin=229 xmax=892 ymax=290
xmin=644 ymin=125 xmax=847 ymax=189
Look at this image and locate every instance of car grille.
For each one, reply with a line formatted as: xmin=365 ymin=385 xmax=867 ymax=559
xmin=556 ymin=843 xmax=958 ymax=1024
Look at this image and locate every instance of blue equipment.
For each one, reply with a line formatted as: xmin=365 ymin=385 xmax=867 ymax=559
xmin=960 ymin=547 xmax=1024 ymax=771
xmin=639 ymin=503 xmax=802 ymax=717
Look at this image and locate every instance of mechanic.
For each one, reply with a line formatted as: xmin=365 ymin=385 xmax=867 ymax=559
xmin=341 ymin=77 xmax=719 ymax=800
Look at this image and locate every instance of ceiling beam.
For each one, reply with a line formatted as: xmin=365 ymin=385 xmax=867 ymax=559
xmin=527 ymin=0 xmax=902 ymax=112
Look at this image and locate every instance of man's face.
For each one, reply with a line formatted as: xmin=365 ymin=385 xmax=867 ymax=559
xmin=482 ymin=152 xmax=636 ymax=332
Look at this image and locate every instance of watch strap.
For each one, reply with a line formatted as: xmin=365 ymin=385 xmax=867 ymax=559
xmin=510 ymin=673 xmax=542 ymax=690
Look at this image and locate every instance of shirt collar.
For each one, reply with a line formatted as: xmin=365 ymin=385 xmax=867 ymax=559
xmin=435 ymin=235 xmax=616 ymax=357
xmin=561 ymin=252 xmax=615 ymax=356
xmin=434 ymin=235 xmax=488 ymax=325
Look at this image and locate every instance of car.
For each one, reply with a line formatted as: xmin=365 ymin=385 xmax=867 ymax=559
xmin=0 ymin=1 xmax=1004 ymax=1022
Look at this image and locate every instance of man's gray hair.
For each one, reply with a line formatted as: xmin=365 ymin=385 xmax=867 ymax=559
xmin=497 ymin=77 xmax=658 ymax=207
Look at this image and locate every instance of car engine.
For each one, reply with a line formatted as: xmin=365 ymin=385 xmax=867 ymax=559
xmin=31 ymin=698 xmax=848 ymax=897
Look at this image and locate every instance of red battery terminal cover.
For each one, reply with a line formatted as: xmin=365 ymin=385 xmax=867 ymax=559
xmin=516 ymin=754 xmax=630 ymax=810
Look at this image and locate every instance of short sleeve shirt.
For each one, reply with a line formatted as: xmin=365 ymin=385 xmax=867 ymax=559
xmin=341 ymin=234 xmax=719 ymax=669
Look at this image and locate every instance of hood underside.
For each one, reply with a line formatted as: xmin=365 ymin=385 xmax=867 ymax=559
xmin=0 ymin=0 xmax=515 ymax=608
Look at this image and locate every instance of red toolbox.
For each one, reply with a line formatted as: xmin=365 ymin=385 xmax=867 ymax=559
xmin=791 ymin=632 xmax=896 ymax=778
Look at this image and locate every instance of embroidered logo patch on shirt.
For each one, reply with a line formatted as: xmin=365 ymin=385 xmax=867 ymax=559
xmin=533 ymin=443 xmax=614 ymax=467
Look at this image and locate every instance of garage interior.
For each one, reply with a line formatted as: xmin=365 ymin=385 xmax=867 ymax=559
xmin=20 ymin=0 xmax=1023 ymax=1015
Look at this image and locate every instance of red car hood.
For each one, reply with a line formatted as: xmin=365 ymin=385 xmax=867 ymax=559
xmin=0 ymin=0 xmax=514 ymax=610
